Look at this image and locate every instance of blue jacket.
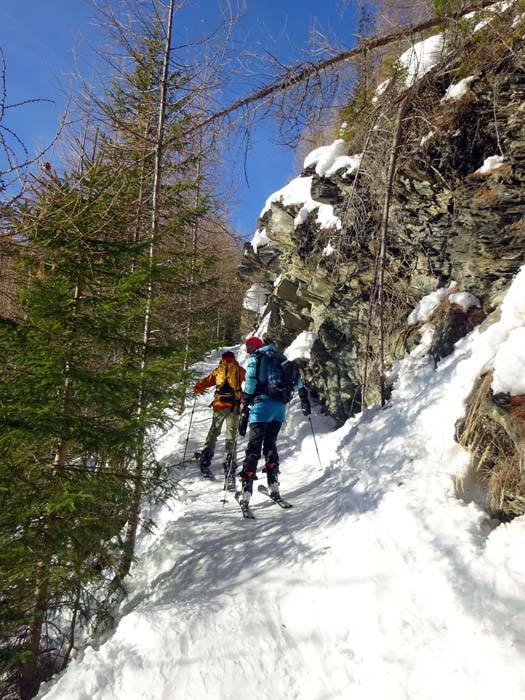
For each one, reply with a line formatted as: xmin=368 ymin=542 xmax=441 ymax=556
xmin=243 ymin=344 xmax=303 ymax=424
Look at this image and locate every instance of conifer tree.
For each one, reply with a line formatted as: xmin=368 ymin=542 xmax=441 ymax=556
xmin=0 ymin=0 xmax=247 ymax=693
xmin=1 ymin=157 xmax=164 ymax=698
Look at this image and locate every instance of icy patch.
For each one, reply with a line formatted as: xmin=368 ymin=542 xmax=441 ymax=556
xmin=322 ymin=241 xmax=335 ymax=256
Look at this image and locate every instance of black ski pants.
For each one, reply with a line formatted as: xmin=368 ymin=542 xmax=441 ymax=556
xmin=241 ymin=420 xmax=282 ymax=490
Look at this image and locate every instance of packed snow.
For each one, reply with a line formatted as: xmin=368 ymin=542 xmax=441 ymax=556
xmin=512 ymin=11 xmax=525 ymax=27
xmin=490 ymin=265 xmax=525 ymax=395
xmin=441 ymin=75 xmax=475 ymax=103
xmin=294 ymin=199 xmax=342 ymax=231
xmin=251 ymin=228 xmax=270 ymax=253
xmin=315 ymin=204 xmax=342 ymax=230
xmin=322 ymin=241 xmax=335 ymax=256
xmin=253 ymin=138 xmax=364 ymax=251
xmin=449 ymin=291 xmax=481 ymax=313
xmin=492 ymin=327 xmax=525 ymax=395
xmin=243 ymin=284 xmax=270 ymax=314
xmin=469 ymin=0 xmax=518 ymax=32
xmin=407 ymin=283 xmax=456 ymax=325
xmin=474 ymin=155 xmax=506 ymax=175
xmin=255 ymin=166 xmax=343 ymax=246
xmin=304 ymin=140 xmax=362 ymax=178
xmin=372 ymin=78 xmax=390 ymax=103
xmin=398 ymin=33 xmax=446 ymax=87
xmin=37 ymin=268 xmax=525 ymax=700
xmin=284 ymin=330 xmax=318 ymax=361
xmin=260 ymin=176 xmax=313 ymax=217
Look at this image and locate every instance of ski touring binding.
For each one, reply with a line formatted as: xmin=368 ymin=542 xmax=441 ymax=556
xmin=235 ymin=491 xmax=255 ymax=519
xmin=257 ymin=484 xmax=293 ymax=509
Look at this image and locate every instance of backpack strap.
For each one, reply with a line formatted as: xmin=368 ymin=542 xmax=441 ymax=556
xmin=253 ymin=349 xmax=268 ymax=398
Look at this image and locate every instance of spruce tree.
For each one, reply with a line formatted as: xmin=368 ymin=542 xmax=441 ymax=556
xmin=0 ymin=1 xmax=244 ymax=695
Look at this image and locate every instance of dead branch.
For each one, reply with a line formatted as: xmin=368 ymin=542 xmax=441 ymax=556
xmin=173 ymin=0 xmax=508 ymax=142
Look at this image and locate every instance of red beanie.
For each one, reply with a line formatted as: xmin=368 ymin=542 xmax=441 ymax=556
xmin=222 ymin=351 xmax=235 ymax=360
xmin=245 ymin=336 xmax=263 ymax=351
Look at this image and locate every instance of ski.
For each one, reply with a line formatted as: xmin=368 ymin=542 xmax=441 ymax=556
xmin=257 ymin=484 xmax=293 ymax=508
xmin=235 ymin=491 xmax=256 ymax=519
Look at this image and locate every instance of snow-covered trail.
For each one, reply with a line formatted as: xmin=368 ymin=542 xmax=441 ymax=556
xmin=39 ymin=338 xmax=525 ymax=700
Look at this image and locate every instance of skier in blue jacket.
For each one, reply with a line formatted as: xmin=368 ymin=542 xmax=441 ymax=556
xmin=238 ymin=336 xmax=310 ymax=505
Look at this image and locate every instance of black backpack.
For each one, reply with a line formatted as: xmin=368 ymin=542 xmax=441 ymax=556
xmin=255 ymin=348 xmax=300 ymax=404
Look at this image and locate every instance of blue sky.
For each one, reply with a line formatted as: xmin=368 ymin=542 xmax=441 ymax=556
xmin=1 ymin=0 xmax=360 ymax=238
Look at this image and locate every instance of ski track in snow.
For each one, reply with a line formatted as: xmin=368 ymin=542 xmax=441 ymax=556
xmin=38 ymin=340 xmax=525 ymax=700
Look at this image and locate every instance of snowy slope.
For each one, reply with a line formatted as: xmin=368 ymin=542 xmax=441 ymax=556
xmin=38 ymin=291 xmax=525 ymax=699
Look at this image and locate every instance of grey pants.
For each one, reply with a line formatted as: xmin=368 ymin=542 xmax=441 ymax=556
xmin=204 ymin=409 xmax=240 ymax=462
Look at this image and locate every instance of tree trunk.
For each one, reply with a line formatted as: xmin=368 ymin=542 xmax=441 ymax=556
xmin=19 ymin=569 xmax=49 ymax=700
xmin=112 ymin=0 xmax=175 ymax=589
xmin=182 ymin=154 xmax=202 ymax=373
xmin=377 ymin=98 xmax=407 ymax=406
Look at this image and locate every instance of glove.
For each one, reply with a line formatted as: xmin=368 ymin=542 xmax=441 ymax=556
xmin=241 ymin=392 xmax=254 ymax=406
xmin=298 ymin=386 xmax=311 ymax=416
xmin=301 ymin=399 xmax=311 ymax=416
xmin=238 ymin=406 xmax=250 ymax=437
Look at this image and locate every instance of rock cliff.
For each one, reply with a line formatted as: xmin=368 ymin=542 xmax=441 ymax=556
xmin=240 ymin=20 xmax=525 ymax=428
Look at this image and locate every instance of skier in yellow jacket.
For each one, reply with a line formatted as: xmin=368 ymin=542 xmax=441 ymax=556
xmin=193 ymin=351 xmax=246 ymax=484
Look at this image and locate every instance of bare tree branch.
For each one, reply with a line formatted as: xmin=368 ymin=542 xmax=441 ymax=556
xmin=174 ymin=0 xmax=507 ymax=141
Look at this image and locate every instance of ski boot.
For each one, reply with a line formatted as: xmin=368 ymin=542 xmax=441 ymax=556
xmin=237 ymin=467 xmax=256 ymax=499
xmin=198 ymin=448 xmax=215 ymax=480
xmin=264 ymin=462 xmax=280 ymax=500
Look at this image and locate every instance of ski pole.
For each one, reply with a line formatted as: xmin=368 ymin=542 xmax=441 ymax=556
xmin=181 ymin=397 xmax=197 ymax=467
xmin=221 ymin=413 xmax=239 ymax=505
xmin=308 ymin=415 xmax=323 ymax=471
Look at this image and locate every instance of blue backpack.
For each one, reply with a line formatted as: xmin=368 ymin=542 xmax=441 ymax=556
xmin=255 ymin=348 xmax=300 ymax=404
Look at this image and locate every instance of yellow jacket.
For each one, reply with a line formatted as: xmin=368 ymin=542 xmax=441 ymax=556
xmin=194 ymin=358 xmax=246 ymax=411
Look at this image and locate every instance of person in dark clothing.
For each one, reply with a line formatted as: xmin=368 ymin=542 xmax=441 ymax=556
xmin=238 ymin=336 xmax=310 ymax=504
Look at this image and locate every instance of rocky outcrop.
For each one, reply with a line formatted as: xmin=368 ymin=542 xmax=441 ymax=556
xmin=240 ymin=30 xmax=525 ymax=425
xmin=456 ymin=372 xmax=525 ymax=519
